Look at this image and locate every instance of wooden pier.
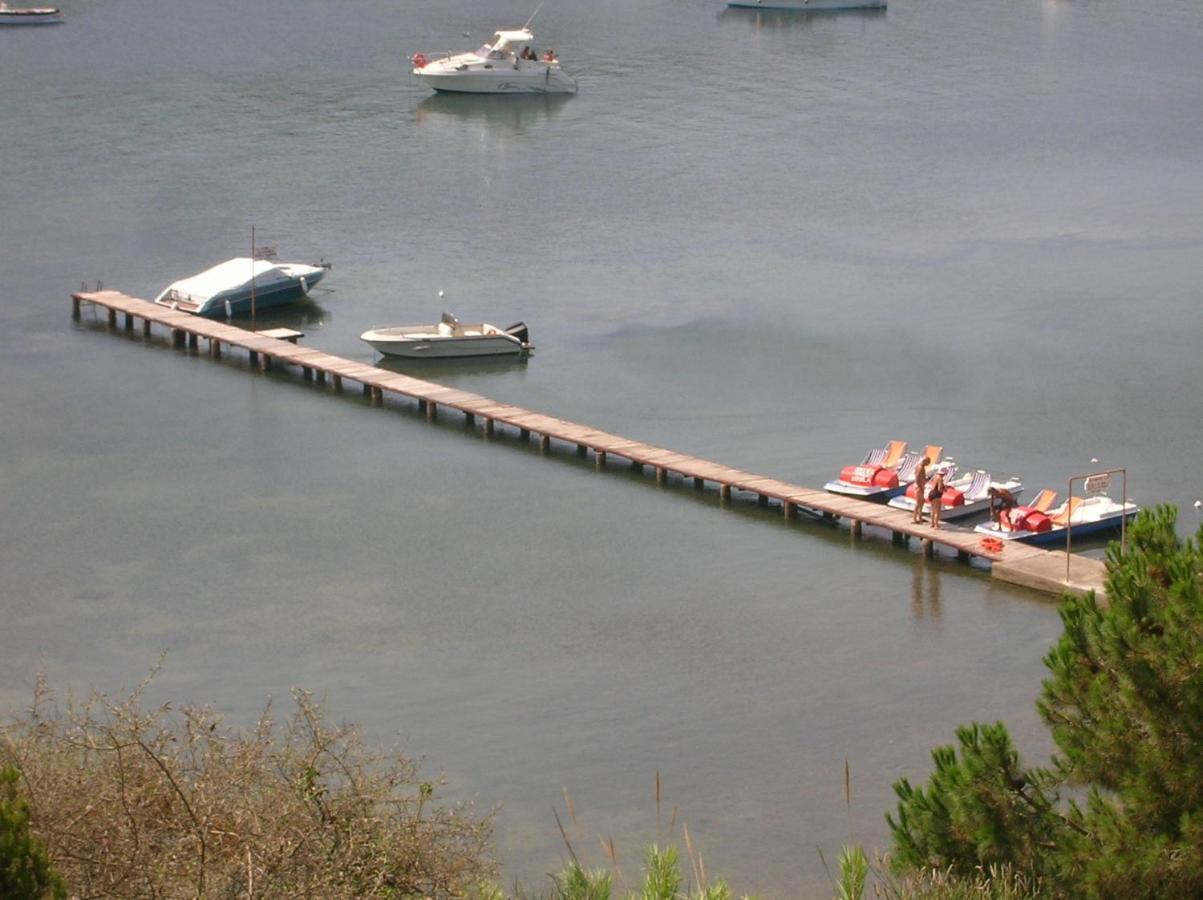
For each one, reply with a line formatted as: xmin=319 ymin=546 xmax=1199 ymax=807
xmin=72 ymin=290 xmax=1108 ymax=601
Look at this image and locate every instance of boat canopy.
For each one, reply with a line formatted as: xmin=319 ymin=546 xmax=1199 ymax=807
xmin=160 ymin=258 xmax=281 ymax=302
xmin=480 ymin=29 xmax=534 ymax=57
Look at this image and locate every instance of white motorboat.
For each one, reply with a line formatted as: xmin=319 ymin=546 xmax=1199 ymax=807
xmin=888 ymin=470 xmax=1024 ymax=522
xmin=973 ymin=490 xmax=1138 ymax=545
xmin=153 ymin=257 xmax=331 ymax=318
xmin=0 ymin=2 xmax=63 ymax=24
xmin=728 ymin=0 xmax=885 ymax=10
xmin=361 ymin=313 xmax=532 ymax=359
xmin=412 ymin=28 xmax=577 ymax=95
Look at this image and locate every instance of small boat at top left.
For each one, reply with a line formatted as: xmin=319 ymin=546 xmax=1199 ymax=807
xmin=0 ymin=3 xmax=64 ymax=24
xmin=153 ymin=257 xmax=332 ymax=317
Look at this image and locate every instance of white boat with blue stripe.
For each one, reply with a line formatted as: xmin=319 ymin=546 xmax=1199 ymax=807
xmin=153 ymin=257 xmax=331 ymax=318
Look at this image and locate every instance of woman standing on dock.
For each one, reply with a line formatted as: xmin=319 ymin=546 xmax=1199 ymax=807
xmin=928 ymin=468 xmax=947 ymax=530
xmin=912 ymin=455 xmax=931 ymax=524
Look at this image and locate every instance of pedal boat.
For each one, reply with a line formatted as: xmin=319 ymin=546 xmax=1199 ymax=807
xmin=973 ymin=490 xmax=1138 ymax=545
xmin=824 ymin=442 xmax=945 ymax=502
xmin=0 ymin=3 xmax=63 ymax=25
xmin=411 ymin=29 xmax=577 ymax=95
xmin=888 ymin=470 xmax=1023 ymax=521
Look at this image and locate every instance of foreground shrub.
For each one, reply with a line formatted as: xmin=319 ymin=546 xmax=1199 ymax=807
xmin=887 ymin=505 xmax=1203 ymax=898
xmin=0 ymin=669 xmax=495 ymax=898
xmin=0 ymin=765 xmax=65 ymax=900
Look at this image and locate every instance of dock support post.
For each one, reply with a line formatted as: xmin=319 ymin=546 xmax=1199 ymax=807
xmin=892 ymin=530 xmax=905 ymax=545
xmin=209 ymin=338 xmax=220 ymax=359
xmin=302 ymin=366 xmax=312 ymax=381
xmin=656 ymin=467 xmax=666 ymax=485
xmin=107 ymin=308 xmax=117 ymax=327
xmin=188 ymin=332 xmax=198 ymax=349
xmin=957 ymin=550 xmax=970 ymax=563
xmin=520 ymin=428 xmax=530 ymax=440
xmin=851 ymin=520 xmax=862 ymax=538
xmin=316 ymin=370 xmax=325 ymax=385
xmin=784 ymin=501 xmax=795 ymax=522
xmin=124 ymin=312 xmax=134 ymax=331
xmin=172 ymin=329 xmax=184 ymax=348
xmin=922 ymin=538 xmax=935 ymax=558
xmin=465 ymin=411 xmax=475 ymax=425
xmin=757 ymin=494 xmax=768 ymax=507
xmin=417 ymin=399 xmax=426 ymax=413
xmin=333 ymin=375 xmax=342 ymax=392
xmin=486 ymin=418 xmax=495 ymax=435
xmin=261 ymin=354 xmax=271 ymax=372
xmin=630 ymin=461 xmax=643 ymax=474
xmin=72 ymin=296 xmax=80 ymax=319
xmin=250 ymin=350 xmax=258 ymax=365
xmin=426 ymin=401 xmax=436 ymax=420
xmin=720 ymin=484 xmax=731 ymax=503
xmin=693 ymin=477 xmax=704 ymax=490
xmin=596 ymin=450 xmax=606 ymax=468
xmin=577 ymin=444 xmax=587 ymax=457
xmin=372 ymin=387 xmax=383 ymax=406
xmin=363 ymin=383 xmax=371 ymax=399
xmin=540 ymin=435 xmax=550 ymax=452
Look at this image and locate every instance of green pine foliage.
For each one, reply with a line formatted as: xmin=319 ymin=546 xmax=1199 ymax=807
xmin=888 ymin=504 xmax=1203 ymax=898
xmin=0 ymin=765 xmax=65 ymax=900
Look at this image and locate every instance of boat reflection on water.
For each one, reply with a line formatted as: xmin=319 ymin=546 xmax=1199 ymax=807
xmin=374 ymin=353 xmax=530 ymax=379
xmin=414 ymin=91 xmax=572 ymax=133
xmin=718 ymin=6 xmax=886 ymax=30
xmin=243 ymin=300 xmax=332 ymax=333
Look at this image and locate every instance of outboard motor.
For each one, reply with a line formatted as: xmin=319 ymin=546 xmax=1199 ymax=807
xmin=504 ymin=321 xmax=530 ymax=344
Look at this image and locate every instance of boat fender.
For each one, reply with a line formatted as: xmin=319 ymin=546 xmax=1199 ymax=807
xmin=412 ymin=53 xmax=428 ymax=69
xmin=300 ymin=276 xmax=309 ymax=295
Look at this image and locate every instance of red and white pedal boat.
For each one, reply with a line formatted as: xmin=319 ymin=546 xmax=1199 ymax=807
xmin=888 ymin=469 xmax=1023 ymax=521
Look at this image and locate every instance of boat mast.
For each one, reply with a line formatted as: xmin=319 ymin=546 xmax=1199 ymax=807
xmin=250 ymin=225 xmax=256 ymax=328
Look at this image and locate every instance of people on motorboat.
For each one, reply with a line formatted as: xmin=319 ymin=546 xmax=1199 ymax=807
xmin=543 ymin=49 xmax=556 ymax=62
xmin=520 ymin=46 xmax=535 ymax=60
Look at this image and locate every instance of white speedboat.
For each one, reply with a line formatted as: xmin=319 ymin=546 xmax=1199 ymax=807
xmin=361 ymin=313 xmax=532 ymax=359
xmin=728 ymin=0 xmax=885 ymax=10
xmin=0 ymin=2 xmax=63 ymax=24
xmin=824 ymin=442 xmax=947 ymax=502
xmin=412 ymin=29 xmax=577 ymax=95
xmin=888 ymin=470 xmax=1023 ymax=522
xmin=153 ymin=257 xmax=331 ymax=318
xmin=973 ymin=490 xmax=1138 ymax=545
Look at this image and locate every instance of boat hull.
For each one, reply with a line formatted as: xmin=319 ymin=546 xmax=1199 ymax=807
xmin=973 ymin=508 xmax=1137 ymax=545
xmin=823 ymin=480 xmax=906 ymax=501
xmin=195 ymin=273 xmax=323 ymax=318
xmin=415 ymin=68 xmax=577 ymax=95
xmin=363 ymin=333 xmax=526 ymax=359
xmin=728 ymin=0 xmax=885 ymax=9
xmin=0 ymin=9 xmax=62 ymax=24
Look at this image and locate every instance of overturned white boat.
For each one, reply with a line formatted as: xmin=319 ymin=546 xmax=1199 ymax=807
xmin=728 ymin=0 xmax=885 ymax=10
xmin=153 ymin=257 xmax=331 ymax=318
xmin=0 ymin=3 xmax=63 ymax=24
xmin=411 ymin=28 xmax=577 ymax=95
xmin=361 ymin=313 xmax=532 ymax=359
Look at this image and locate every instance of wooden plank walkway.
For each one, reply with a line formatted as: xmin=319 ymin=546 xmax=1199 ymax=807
xmin=72 ymin=290 xmax=1107 ymax=600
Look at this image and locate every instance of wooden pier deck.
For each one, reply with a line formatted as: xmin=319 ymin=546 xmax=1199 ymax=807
xmin=72 ymin=290 xmax=1108 ymax=601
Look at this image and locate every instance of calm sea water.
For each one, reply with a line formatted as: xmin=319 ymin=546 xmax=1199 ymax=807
xmin=3 ymin=0 xmax=1202 ymax=893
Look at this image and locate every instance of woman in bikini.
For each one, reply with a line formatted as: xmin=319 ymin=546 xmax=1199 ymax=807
xmin=928 ymin=468 xmax=947 ymax=530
